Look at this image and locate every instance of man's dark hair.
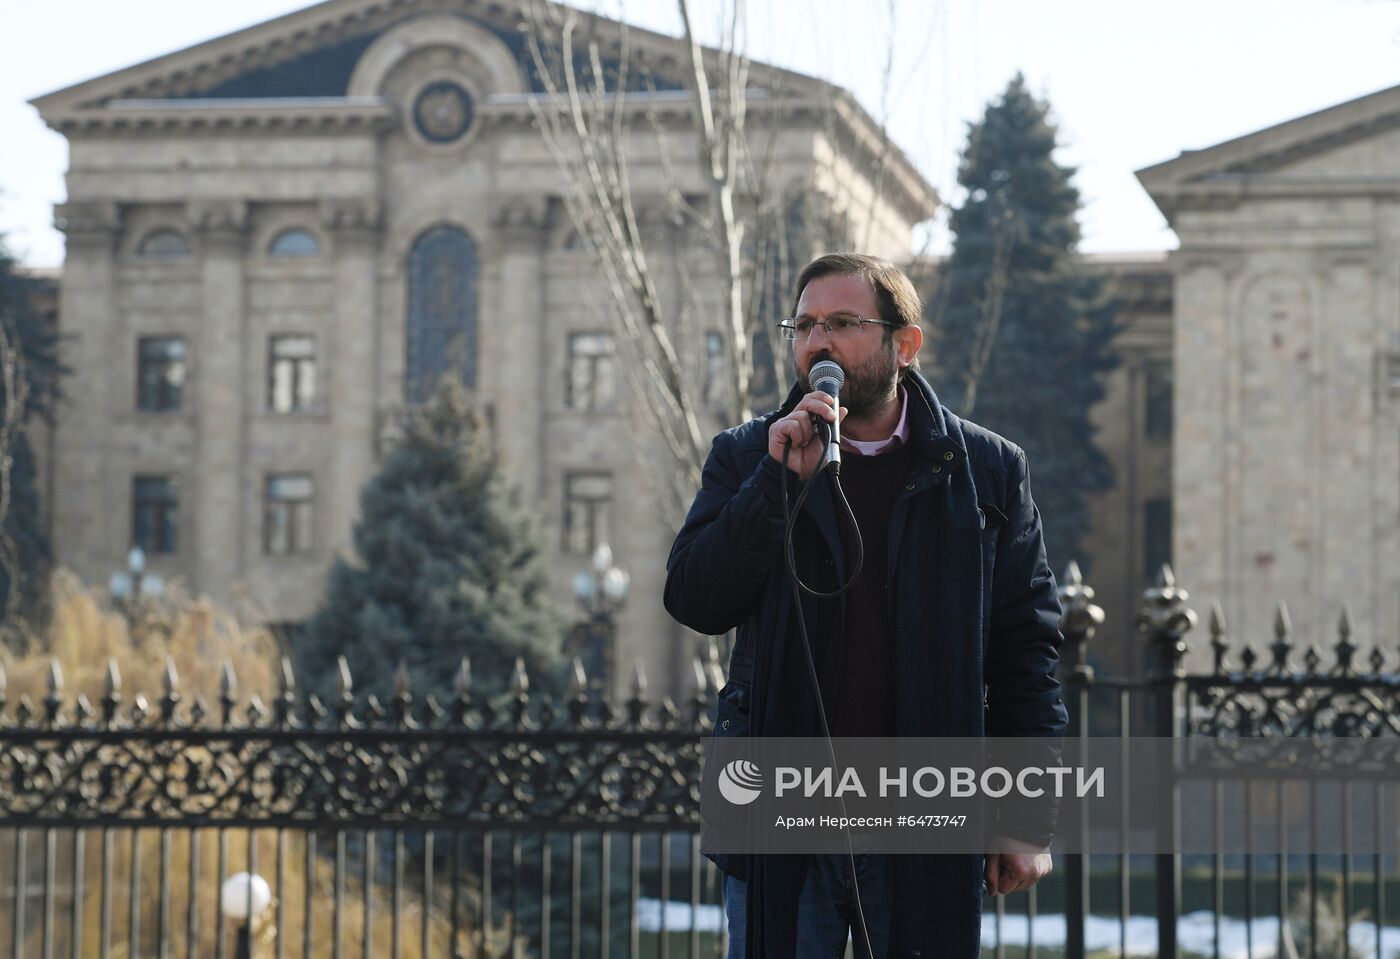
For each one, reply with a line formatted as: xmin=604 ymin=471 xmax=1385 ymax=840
xmin=791 ymin=252 xmax=923 ymax=376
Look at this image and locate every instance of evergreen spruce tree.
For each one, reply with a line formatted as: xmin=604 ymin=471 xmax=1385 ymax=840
xmin=930 ymin=74 xmax=1119 ymax=572
xmin=0 ymin=238 xmax=63 ymax=629
xmin=298 ymin=380 xmax=562 ymax=704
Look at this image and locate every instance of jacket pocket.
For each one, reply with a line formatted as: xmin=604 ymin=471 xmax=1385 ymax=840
xmin=702 ymin=682 xmax=752 ymax=880
xmin=714 ymin=681 xmax=751 ymax=737
xmin=978 ymin=503 xmax=1003 ymax=641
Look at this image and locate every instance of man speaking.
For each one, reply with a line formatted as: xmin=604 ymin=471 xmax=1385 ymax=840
xmin=664 ymin=253 xmax=1068 ymax=957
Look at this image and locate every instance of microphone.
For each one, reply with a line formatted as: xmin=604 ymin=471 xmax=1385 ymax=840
xmin=808 ymin=360 xmax=845 ymax=475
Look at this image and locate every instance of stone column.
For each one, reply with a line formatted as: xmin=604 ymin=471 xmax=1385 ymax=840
xmin=52 ymin=200 xmax=122 ymax=582
xmin=189 ymin=199 xmax=249 ymax=602
xmin=1316 ymin=250 xmax=1377 ymax=646
xmin=489 ymin=198 xmax=548 ymax=503
xmin=322 ymin=197 xmax=382 ymax=561
xmin=1169 ymin=249 xmax=1241 ymax=670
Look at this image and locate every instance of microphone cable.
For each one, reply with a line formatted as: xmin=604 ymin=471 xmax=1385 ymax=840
xmin=779 ymin=430 xmax=876 ymax=959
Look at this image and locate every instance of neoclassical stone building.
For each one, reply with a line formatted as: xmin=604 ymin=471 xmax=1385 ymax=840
xmin=39 ymin=2 xmax=1389 ymax=689
xmin=31 ymin=0 xmax=936 ymax=694
xmin=1138 ymin=82 xmax=1400 ymax=668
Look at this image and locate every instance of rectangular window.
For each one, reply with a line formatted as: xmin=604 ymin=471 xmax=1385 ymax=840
xmin=136 ymin=337 xmax=185 ymax=412
xmin=1143 ymin=358 xmax=1172 ymax=440
xmin=1385 ymin=353 xmax=1400 ymax=393
xmin=1144 ymin=497 xmax=1172 ymax=582
xmin=132 ymin=476 xmax=178 ymax=555
xmin=566 ymin=333 xmax=616 ymax=411
xmin=564 ymin=472 xmax=612 ymax=556
xmin=265 ymin=473 xmax=315 ymax=556
xmin=268 ymin=335 xmax=317 ymax=413
xmin=703 ymin=331 xmax=726 ymax=407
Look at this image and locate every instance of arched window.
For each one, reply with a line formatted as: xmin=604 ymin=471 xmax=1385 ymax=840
xmin=405 ymin=226 xmax=478 ymax=403
xmin=267 ymin=228 xmax=321 ymax=256
xmin=137 ymin=229 xmax=192 ymax=258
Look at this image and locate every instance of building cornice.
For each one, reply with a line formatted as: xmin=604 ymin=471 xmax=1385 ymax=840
xmin=43 ymin=97 xmax=397 ymax=136
xmin=1136 ymin=83 xmax=1400 ymax=222
xmin=1146 ymin=175 xmax=1400 ymax=220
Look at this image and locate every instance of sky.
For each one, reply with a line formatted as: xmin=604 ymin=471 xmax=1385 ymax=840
xmin=1 ymin=0 xmax=1397 ymax=268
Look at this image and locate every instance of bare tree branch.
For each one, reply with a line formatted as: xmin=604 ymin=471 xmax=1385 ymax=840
xmin=0 ymin=318 xmax=30 ymax=624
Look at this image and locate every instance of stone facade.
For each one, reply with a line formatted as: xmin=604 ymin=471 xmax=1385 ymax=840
xmin=1138 ymin=84 xmax=1400 ymax=669
xmin=1079 ymin=254 xmax=1174 ymax=678
xmin=31 ymin=0 xmax=936 ymax=696
xmin=42 ymin=3 xmax=1391 ymax=691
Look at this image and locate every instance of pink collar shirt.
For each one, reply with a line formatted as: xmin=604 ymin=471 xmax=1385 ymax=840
xmin=839 ymin=384 xmax=910 ymax=457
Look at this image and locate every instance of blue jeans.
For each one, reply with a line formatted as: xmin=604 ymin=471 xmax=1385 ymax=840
xmin=723 ymin=854 xmax=892 ymax=959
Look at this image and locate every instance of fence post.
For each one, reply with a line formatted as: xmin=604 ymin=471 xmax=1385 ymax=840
xmin=1136 ymin=564 xmax=1197 ymax=959
xmin=1058 ymin=561 xmax=1103 ymax=959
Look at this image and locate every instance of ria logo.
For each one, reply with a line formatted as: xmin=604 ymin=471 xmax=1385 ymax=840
xmin=718 ymin=760 xmax=763 ymax=805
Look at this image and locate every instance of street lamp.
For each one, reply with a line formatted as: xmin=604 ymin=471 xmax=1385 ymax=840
xmin=220 ymin=871 xmax=271 ymax=959
xmin=108 ymin=546 xmax=165 ymax=626
xmin=570 ymin=543 xmax=630 ymax=692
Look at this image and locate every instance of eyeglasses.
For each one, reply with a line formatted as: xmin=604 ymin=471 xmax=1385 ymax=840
xmin=776 ymin=314 xmax=895 ymax=341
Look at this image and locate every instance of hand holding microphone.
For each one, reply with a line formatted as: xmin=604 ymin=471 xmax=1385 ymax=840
xmin=767 ymin=360 xmax=847 ymax=481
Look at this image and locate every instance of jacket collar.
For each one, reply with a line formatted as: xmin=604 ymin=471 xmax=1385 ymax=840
xmin=772 ymin=369 xmax=966 ymax=460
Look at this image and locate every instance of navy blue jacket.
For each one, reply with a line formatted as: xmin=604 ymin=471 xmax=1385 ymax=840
xmin=664 ymin=371 xmax=1068 ymax=958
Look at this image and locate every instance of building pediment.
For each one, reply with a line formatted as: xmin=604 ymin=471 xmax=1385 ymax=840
xmin=31 ymin=0 xmax=785 ymax=116
xmin=1136 ymin=83 xmax=1400 ymax=221
xmin=29 ymin=0 xmax=937 ymax=221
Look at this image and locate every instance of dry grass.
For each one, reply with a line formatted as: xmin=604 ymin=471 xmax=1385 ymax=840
xmin=2 ymin=569 xmax=283 ymax=706
xmin=0 ymin=570 xmax=498 ymax=957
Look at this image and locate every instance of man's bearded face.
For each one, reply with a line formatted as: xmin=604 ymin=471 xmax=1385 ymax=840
xmin=799 ymin=335 xmax=899 ymax=419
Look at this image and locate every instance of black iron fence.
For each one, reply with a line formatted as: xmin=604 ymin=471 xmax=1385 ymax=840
xmin=1054 ymin=563 xmax=1400 ymax=959
xmin=2 ymin=565 xmax=1398 ymax=958
xmin=0 ymin=654 xmax=723 ymax=958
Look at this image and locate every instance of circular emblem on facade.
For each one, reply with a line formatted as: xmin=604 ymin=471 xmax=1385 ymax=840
xmin=412 ymin=81 xmax=475 ymax=144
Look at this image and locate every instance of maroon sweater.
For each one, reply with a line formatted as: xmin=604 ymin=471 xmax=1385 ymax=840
xmin=831 ymin=442 xmax=916 ymax=738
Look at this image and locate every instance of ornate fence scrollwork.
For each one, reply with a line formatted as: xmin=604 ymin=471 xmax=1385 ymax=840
xmin=0 ymin=652 xmax=716 ymax=830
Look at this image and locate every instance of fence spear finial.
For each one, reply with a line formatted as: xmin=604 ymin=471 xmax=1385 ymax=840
xmin=1064 ymin=559 xmax=1083 ymax=587
xmin=1271 ymin=603 xmax=1293 ymax=673
xmin=101 ymin=658 xmax=122 ymax=724
xmin=1208 ymin=602 xmax=1229 ymax=674
xmin=335 ymin=656 xmax=353 ymax=699
xmin=1136 ymin=564 xmax=1196 ymax=678
xmin=41 ymin=658 xmax=64 ymax=725
xmin=1334 ymin=606 xmax=1357 ymax=675
xmin=626 ymin=659 xmax=648 ymax=726
xmin=274 ymin=656 xmax=297 ymax=726
xmin=705 ymin=638 xmax=725 ymax=693
xmin=454 ymin=656 xmax=472 ymax=698
xmin=511 ymin=657 xmax=530 ymax=698
xmin=164 ymin=656 xmax=180 ymax=696
xmin=1209 ymin=602 xmax=1226 ymax=637
xmin=569 ymin=656 xmax=588 ymax=698
xmin=1057 ymin=558 xmax=1103 ymax=678
xmin=394 ymin=660 xmax=412 ymax=699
